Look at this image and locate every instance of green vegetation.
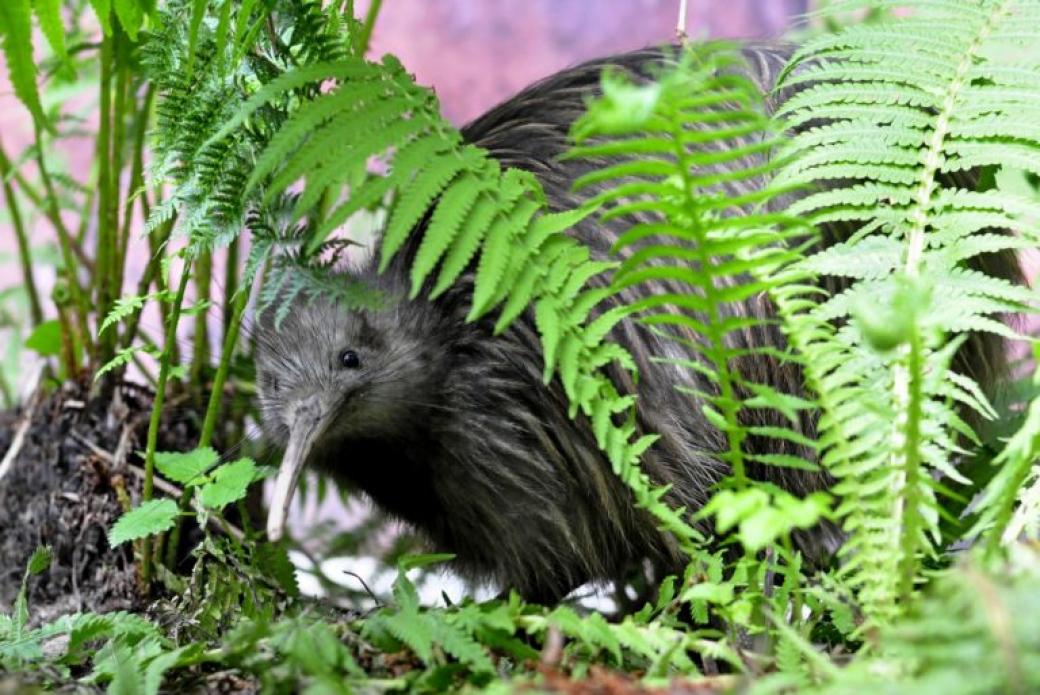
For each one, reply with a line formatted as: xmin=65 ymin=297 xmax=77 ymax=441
xmin=1 ymin=0 xmax=1039 ymax=693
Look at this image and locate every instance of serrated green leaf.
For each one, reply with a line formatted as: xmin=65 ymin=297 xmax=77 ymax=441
xmin=100 ymin=293 xmax=152 ymax=334
xmin=256 ymin=543 xmax=301 ymax=598
xmin=202 ymin=60 xmax=373 ymax=151
xmin=154 ymin=447 xmax=219 ymax=485
xmin=109 ymin=499 xmax=179 ymax=546
xmin=469 ymin=198 xmax=539 ymax=320
xmin=199 ymin=457 xmax=257 ymax=510
xmin=27 ymin=546 xmax=52 ymax=575
xmin=381 ymin=150 xmax=475 ymax=270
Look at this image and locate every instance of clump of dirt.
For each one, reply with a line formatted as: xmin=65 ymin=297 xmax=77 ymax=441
xmin=0 ymin=378 xmax=202 ymax=625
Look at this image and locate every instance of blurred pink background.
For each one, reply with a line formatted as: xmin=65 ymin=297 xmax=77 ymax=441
xmin=363 ymin=0 xmax=806 ymax=124
xmin=0 ymin=0 xmax=810 ymax=387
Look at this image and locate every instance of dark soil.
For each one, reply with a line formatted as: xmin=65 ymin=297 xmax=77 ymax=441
xmin=0 ymin=378 xmax=202 ymax=626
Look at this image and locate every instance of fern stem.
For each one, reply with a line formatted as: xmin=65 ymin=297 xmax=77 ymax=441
xmin=356 ymin=0 xmax=382 ymax=55
xmin=223 ymin=239 xmax=240 ymax=346
xmin=895 ymin=329 xmax=925 ymax=605
xmin=150 ymin=209 xmax=177 ymax=365
xmin=904 ymin=0 xmax=1007 ymax=273
xmin=141 ymin=256 xmax=192 ymax=586
xmin=53 ymin=283 xmax=81 ymax=377
xmin=0 ymin=137 xmax=44 ymax=327
xmin=669 ymin=111 xmax=747 ymax=485
xmin=191 ymin=253 xmax=212 ymax=400
xmin=96 ymin=31 xmax=117 ymax=368
xmin=894 ymin=0 xmax=1009 ymax=605
xmin=110 ymin=33 xmax=130 ymax=306
xmin=6 ymin=144 xmax=98 ymax=276
xmin=120 ymin=216 xmax=177 ymax=354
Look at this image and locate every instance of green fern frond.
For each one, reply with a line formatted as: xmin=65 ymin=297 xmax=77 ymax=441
xmin=774 ymin=0 xmax=1040 ymax=623
xmin=568 ymin=46 xmax=827 ymax=559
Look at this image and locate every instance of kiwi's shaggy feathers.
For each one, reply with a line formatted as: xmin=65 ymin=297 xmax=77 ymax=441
xmin=255 ymin=43 xmax=1019 ymax=603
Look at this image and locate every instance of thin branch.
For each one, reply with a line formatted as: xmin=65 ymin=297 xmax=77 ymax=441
xmin=33 ymin=127 xmax=94 ymax=358
xmin=676 ymin=0 xmax=689 ymax=43
xmin=0 ymin=361 xmax=45 ymax=482
xmin=141 ymin=255 xmax=193 ymax=587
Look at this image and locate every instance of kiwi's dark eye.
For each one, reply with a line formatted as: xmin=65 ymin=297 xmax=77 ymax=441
xmin=339 ymin=349 xmax=361 ymax=369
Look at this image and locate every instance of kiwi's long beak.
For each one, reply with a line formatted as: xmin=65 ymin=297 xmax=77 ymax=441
xmin=267 ymin=402 xmax=333 ymax=542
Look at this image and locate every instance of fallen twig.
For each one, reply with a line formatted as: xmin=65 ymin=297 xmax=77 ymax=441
xmin=0 ymin=360 xmax=46 ymax=483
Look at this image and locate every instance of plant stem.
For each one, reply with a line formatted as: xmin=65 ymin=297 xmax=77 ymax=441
xmin=199 ymin=286 xmax=249 ymax=448
xmin=191 ymin=253 xmax=212 ymax=399
xmin=121 ymin=217 xmax=176 ymax=353
xmin=109 ymin=35 xmax=130 ymax=309
xmin=670 ymin=111 xmax=747 ymax=485
xmin=141 ymin=255 xmax=192 ymax=586
xmin=896 ymin=331 xmax=925 ymax=604
xmin=0 ymin=138 xmax=44 ymax=327
xmin=9 ymin=158 xmax=98 ymax=274
xmin=357 ymin=0 xmax=382 ymax=54
xmin=149 ymin=212 xmax=176 ymax=363
xmin=223 ymin=239 xmax=240 ymax=344
xmin=96 ymin=31 xmax=116 ymax=367
xmin=54 ymin=289 xmax=81 ymax=377
xmin=168 ymin=281 xmax=249 ymax=566
xmin=120 ymin=83 xmax=154 ymax=289
xmin=33 ymin=126 xmax=93 ymax=360
xmin=0 ymin=373 xmax=12 ymax=409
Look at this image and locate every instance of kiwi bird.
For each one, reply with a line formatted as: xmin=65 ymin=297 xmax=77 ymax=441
xmin=255 ymin=43 xmax=1019 ymax=604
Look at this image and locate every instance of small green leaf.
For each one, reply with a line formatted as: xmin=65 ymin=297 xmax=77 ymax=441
xmin=24 ymin=319 xmax=63 ymax=357
xmin=27 ymin=546 xmax=52 ymax=575
xmin=154 ymin=447 xmax=219 ymax=485
xmin=109 ymin=499 xmax=179 ymax=546
xmin=199 ymin=458 xmax=257 ymax=510
xmin=572 ymin=70 xmax=663 ymax=142
xmin=94 ymin=345 xmax=161 ymax=383
xmin=100 ymin=294 xmax=151 ymax=335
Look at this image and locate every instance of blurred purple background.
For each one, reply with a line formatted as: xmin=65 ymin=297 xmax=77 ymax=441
xmin=362 ymin=0 xmax=807 ymax=125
